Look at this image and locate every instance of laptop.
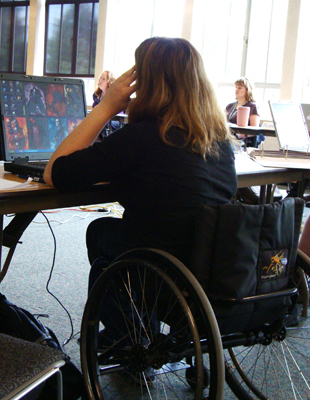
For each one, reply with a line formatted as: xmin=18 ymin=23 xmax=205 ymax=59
xmin=268 ymin=100 xmax=310 ymax=151
xmin=0 ymin=73 xmax=87 ymax=180
xmin=301 ymin=103 xmax=310 ymax=133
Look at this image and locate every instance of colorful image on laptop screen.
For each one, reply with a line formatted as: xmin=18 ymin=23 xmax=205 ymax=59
xmin=0 ymin=74 xmax=87 ymax=162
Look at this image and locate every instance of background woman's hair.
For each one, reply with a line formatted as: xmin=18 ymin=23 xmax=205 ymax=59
xmin=127 ymin=37 xmax=232 ymax=158
xmin=94 ymin=70 xmax=116 ymax=98
xmin=234 ymin=77 xmax=255 ymax=102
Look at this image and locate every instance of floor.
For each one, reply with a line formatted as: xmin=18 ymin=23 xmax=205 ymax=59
xmin=1 ymin=192 xmax=309 ymax=399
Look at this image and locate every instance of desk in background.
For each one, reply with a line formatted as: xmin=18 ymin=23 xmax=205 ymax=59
xmin=229 ymin=123 xmax=275 ymax=148
xmin=0 ymin=157 xmax=309 ymax=282
xmin=228 ymin=123 xmax=276 ymax=138
xmin=107 ymin=113 xmax=127 ymax=135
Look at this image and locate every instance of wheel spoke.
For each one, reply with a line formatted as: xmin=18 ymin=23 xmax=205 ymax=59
xmin=80 ymin=253 xmax=223 ymax=399
xmin=225 ymin=307 xmax=310 ymax=399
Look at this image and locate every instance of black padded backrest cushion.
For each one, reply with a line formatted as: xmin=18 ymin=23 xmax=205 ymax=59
xmin=190 ymin=198 xmax=304 ymax=333
xmin=191 ymin=197 xmax=303 ymax=298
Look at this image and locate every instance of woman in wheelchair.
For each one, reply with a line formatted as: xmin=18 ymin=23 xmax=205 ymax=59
xmin=43 ymin=37 xmax=237 ymax=290
xmin=43 ymin=36 xmax=237 ymax=397
xmin=43 ymin=38 xmax=310 ymax=400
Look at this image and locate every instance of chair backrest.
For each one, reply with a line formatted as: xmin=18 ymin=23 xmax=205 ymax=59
xmin=190 ymin=197 xmax=304 ymax=334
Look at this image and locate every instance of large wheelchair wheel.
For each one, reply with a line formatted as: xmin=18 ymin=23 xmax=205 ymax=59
xmin=80 ymin=249 xmax=224 ymax=400
xmin=224 ymin=251 xmax=310 ymax=399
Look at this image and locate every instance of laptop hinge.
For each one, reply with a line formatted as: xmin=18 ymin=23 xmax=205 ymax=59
xmin=11 ymin=157 xmax=29 ymax=165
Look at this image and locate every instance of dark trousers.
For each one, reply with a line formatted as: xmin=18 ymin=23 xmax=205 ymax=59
xmin=86 ymin=217 xmax=184 ymax=338
xmin=86 ymin=217 xmax=132 ymax=293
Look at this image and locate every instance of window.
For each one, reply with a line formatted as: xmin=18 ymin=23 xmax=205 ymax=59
xmin=191 ymin=0 xmax=288 ymax=117
xmin=0 ymin=0 xmax=29 ymax=74
xmin=247 ymin=0 xmax=288 ymax=84
xmin=191 ymin=0 xmax=248 ymax=84
xmin=44 ymin=0 xmax=99 ymax=77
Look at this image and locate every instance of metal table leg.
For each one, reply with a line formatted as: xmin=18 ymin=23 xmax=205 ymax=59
xmin=0 ymin=212 xmax=38 ymax=283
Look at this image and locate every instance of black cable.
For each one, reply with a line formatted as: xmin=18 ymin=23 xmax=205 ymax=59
xmin=40 ymin=211 xmax=74 ymax=346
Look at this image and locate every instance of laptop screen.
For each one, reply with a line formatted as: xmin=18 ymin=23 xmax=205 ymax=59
xmin=301 ymin=103 xmax=310 ymax=133
xmin=269 ymin=101 xmax=310 ymax=150
xmin=0 ymin=73 xmax=87 ymax=161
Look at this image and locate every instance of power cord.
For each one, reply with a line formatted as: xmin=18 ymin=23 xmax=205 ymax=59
xmin=40 ymin=211 xmax=74 ymax=346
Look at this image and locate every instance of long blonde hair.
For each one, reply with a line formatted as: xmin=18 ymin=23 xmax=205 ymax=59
xmin=94 ymin=70 xmax=116 ymax=98
xmin=127 ymin=37 xmax=231 ymax=158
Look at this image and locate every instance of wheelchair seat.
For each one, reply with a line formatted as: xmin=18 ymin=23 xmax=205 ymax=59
xmin=80 ymin=197 xmax=309 ymax=400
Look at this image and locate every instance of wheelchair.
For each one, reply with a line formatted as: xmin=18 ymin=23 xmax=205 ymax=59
xmin=80 ymin=197 xmax=310 ymax=399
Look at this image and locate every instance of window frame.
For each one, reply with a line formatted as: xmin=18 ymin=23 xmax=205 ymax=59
xmin=0 ymin=0 xmax=29 ymax=74
xmin=44 ymin=0 xmax=99 ymax=77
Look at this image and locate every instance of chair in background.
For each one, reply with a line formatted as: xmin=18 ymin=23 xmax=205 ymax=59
xmin=0 ymin=334 xmax=65 ymax=400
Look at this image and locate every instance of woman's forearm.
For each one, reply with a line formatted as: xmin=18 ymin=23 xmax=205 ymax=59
xmin=250 ymin=114 xmax=260 ymax=127
xmin=44 ymin=66 xmax=136 ymax=186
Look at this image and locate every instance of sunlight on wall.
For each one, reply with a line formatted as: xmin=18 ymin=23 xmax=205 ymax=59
xmin=102 ymin=0 xmax=185 ymax=78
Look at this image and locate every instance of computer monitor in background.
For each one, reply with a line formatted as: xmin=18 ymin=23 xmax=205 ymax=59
xmin=268 ymin=100 xmax=310 ymax=150
xmin=0 ymin=73 xmax=87 ymax=161
xmin=301 ymin=103 xmax=310 ymax=133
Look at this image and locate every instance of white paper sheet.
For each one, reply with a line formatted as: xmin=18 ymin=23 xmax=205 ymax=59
xmin=253 ymin=157 xmax=310 ymax=169
xmin=0 ymin=177 xmax=40 ymax=191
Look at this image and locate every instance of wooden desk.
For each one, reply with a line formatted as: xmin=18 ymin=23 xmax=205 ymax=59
xmin=235 ymin=153 xmax=310 ymax=203
xmin=0 ymin=170 xmax=116 ymax=215
xmin=2 ymin=155 xmax=305 ymax=212
xmin=235 ymin=153 xmax=309 ymax=188
xmin=0 ymin=167 xmax=117 ymax=282
xmin=0 ymin=156 xmax=309 ymax=282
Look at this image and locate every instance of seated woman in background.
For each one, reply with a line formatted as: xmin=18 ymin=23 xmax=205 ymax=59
xmin=226 ymin=77 xmax=264 ymax=147
xmin=93 ymin=70 xmax=119 ymax=138
xmin=43 ymin=37 xmax=238 ymax=291
xmin=92 ymin=70 xmax=115 ymax=108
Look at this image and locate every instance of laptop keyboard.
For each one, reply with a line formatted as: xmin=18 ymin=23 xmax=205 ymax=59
xmin=29 ymin=161 xmax=48 ymax=167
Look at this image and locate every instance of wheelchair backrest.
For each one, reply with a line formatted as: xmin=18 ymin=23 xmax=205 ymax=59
xmin=190 ymin=197 xmax=304 ymax=334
